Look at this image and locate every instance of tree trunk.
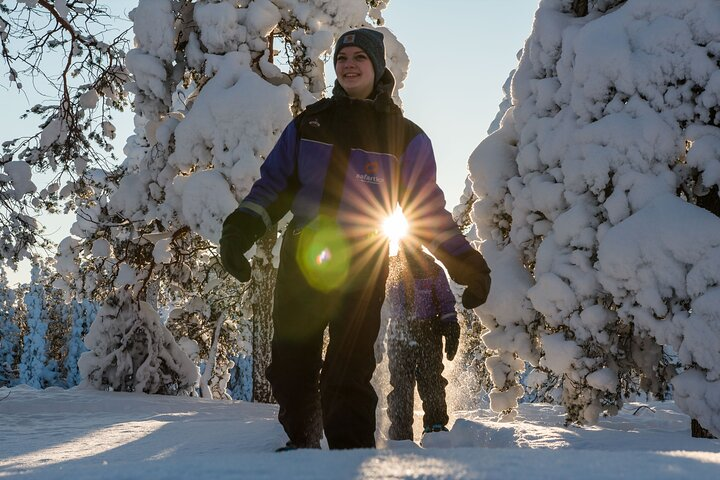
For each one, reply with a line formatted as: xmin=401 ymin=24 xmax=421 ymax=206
xmin=250 ymin=227 xmax=278 ymax=403
xmin=572 ymin=0 xmax=588 ymax=16
xmin=691 ymin=188 xmax=720 ymax=438
xmin=691 ymin=418 xmax=717 ymax=439
xmin=200 ymin=311 xmax=226 ymax=399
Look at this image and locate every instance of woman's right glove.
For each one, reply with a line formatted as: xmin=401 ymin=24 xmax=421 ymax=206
xmin=219 ymin=209 xmax=266 ymax=282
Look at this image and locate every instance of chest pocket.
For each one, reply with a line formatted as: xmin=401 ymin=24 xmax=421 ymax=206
xmin=297 ymin=139 xmax=332 ymax=188
xmin=343 ymin=150 xmax=400 ymax=214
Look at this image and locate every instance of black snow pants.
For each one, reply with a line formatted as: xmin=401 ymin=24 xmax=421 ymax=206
xmin=266 ymin=226 xmax=388 ymax=449
xmin=386 ymin=320 xmax=449 ymax=441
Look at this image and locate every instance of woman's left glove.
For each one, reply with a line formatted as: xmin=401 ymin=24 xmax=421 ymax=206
xmin=449 ymin=250 xmax=491 ymax=309
xmin=219 ymin=209 xmax=266 ymax=282
xmin=435 ymin=248 xmax=490 ymax=308
xmin=437 ymin=322 xmax=460 ymax=361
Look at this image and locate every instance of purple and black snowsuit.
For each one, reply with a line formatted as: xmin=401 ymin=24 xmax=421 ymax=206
xmin=228 ymin=70 xmax=477 ymax=449
xmin=385 ymin=249 xmax=458 ymax=440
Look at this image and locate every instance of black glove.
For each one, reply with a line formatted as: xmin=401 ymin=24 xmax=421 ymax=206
xmin=220 ymin=240 xmax=251 ymax=282
xmin=437 ymin=321 xmax=460 ymax=361
xmin=444 ymin=249 xmax=491 ymax=309
xmin=219 ymin=208 xmax=266 ymax=282
xmin=462 ymin=288 xmax=488 ymax=310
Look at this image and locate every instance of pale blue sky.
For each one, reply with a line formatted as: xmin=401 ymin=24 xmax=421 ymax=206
xmin=1 ymin=0 xmax=538 ymax=282
xmin=382 ymin=1 xmax=538 ymax=205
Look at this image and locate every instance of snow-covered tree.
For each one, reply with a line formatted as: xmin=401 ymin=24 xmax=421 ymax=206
xmin=0 ymin=0 xmax=130 ymax=267
xmin=79 ymin=288 xmax=199 ymax=394
xmin=448 ymin=70 xmax=519 ymax=410
xmin=19 ymin=263 xmax=58 ymax=388
xmin=42 ymin=268 xmax=73 ymax=386
xmin=165 ymin=293 xmax=243 ymax=399
xmin=0 ymin=269 xmax=20 ymax=386
xmin=64 ymin=298 xmax=97 ymax=387
xmin=219 ymin=303 xmax=255 ymax=400
xmin=470 ymin=0 xmax=720 ymax=435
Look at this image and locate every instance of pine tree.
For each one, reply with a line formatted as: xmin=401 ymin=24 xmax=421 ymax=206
xmin=225 ymin=312 xmax=254 ymax=400
xmin=227 ymin=355 xmax=253 ymax=401
xmin=470 ymin=0 xmax=720 ymax=434
xmin=165 ymin=292 xmax=242 ymax=399
xmin=0 ymin=270 xmax=20 ymax=386
xmin=43 ymin=267 xmax=70 ymax=387
xmin=79 ymin=288 xmax=199 ymax=394
xmin=19 ymin=263 xmax=57 ymax=388
xmin=64 ymin=299 xmax=98 ymax=387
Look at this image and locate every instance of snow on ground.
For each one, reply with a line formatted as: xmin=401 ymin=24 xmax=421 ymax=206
xmin=1 ymin=385 xmax=719 ymax=479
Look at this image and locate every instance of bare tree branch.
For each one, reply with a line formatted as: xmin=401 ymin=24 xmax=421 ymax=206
xmin=0 ymin=0 xmax=131 ymax=265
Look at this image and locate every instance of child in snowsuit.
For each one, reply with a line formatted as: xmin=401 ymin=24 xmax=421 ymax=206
xmin=385 ymin=241 xmax=460 ymax=441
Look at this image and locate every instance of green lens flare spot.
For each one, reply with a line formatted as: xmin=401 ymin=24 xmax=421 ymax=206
xmin=296 ymin=216 xmax=351 ymax=292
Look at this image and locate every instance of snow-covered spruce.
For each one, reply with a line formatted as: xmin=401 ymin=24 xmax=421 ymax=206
xmin=470 ymin=0 xmax=720 ymax=434
xmin=0 ymin=269 xmax=20 ymax=386
xmin=79 ymin=289 xmax=199 ymax=394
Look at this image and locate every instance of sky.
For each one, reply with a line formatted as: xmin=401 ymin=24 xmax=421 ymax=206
xmin=381 ymin=1 xmax=537 ymax=206
xmin=2 ymin=384 xmax=720 ymax=479
xmin=1 ymin=0 xmax=537 ymax=284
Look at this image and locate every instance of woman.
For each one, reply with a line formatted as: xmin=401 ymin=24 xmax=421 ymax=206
xmin=220 ymin=28 xmax=490 ymax=450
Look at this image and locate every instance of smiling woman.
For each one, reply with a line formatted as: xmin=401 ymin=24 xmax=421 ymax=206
xmin=335 ymin=46 xmax=376 ymax=100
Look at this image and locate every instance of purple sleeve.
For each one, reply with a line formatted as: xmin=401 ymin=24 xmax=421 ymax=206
xmin=240 ymin=121 xmax=299 ymax=225
xmin=434 ymin=269 xmax=458 ymax=323
xmin=399 ymin=132 xmax=472 ymax=259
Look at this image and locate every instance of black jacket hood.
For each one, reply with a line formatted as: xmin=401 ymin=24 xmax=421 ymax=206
xmin=332 ymin=67 xmax=398 ymax=112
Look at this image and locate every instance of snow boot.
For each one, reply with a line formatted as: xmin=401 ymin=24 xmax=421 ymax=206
xmin=275 ymin=441 xmax=300 ymax=452
xmin=419 ymin=424 xmax=450 ymax=447
xmin=422 ymin=423 xmax=449 ymax=434
xmin=275 ymin=439 xmax=321 ymax=452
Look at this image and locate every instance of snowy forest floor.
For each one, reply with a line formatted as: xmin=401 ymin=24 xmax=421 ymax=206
xmin=1 ymin=385 xmax=720 ymax=479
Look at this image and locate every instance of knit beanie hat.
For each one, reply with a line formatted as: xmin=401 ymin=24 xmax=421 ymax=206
xmin=333 ymin=28 xmax=386 ymax=84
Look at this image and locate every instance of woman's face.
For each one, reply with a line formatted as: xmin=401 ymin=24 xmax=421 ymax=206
xmin=335 ymin=46 xmax=375 ymax=99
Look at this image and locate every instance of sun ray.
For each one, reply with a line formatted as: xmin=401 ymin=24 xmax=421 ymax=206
xmin=382 ymin=208 xmax=409 ymax=255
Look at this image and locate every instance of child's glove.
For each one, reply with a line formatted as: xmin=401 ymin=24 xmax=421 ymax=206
xmin=437 ymin=322 xmax=460 ymax=361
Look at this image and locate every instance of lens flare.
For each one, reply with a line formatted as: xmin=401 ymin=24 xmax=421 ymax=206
xmin=382 ymin=208 xmax=409 ymax=255
xmin=316 ymin=248 xmax=332 ymax=265
xmin=296 ymin=216 xmax=351 ymax=292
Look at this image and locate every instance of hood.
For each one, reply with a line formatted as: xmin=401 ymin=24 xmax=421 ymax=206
xmin=332 ymin=67 xmax=398 ymax=112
